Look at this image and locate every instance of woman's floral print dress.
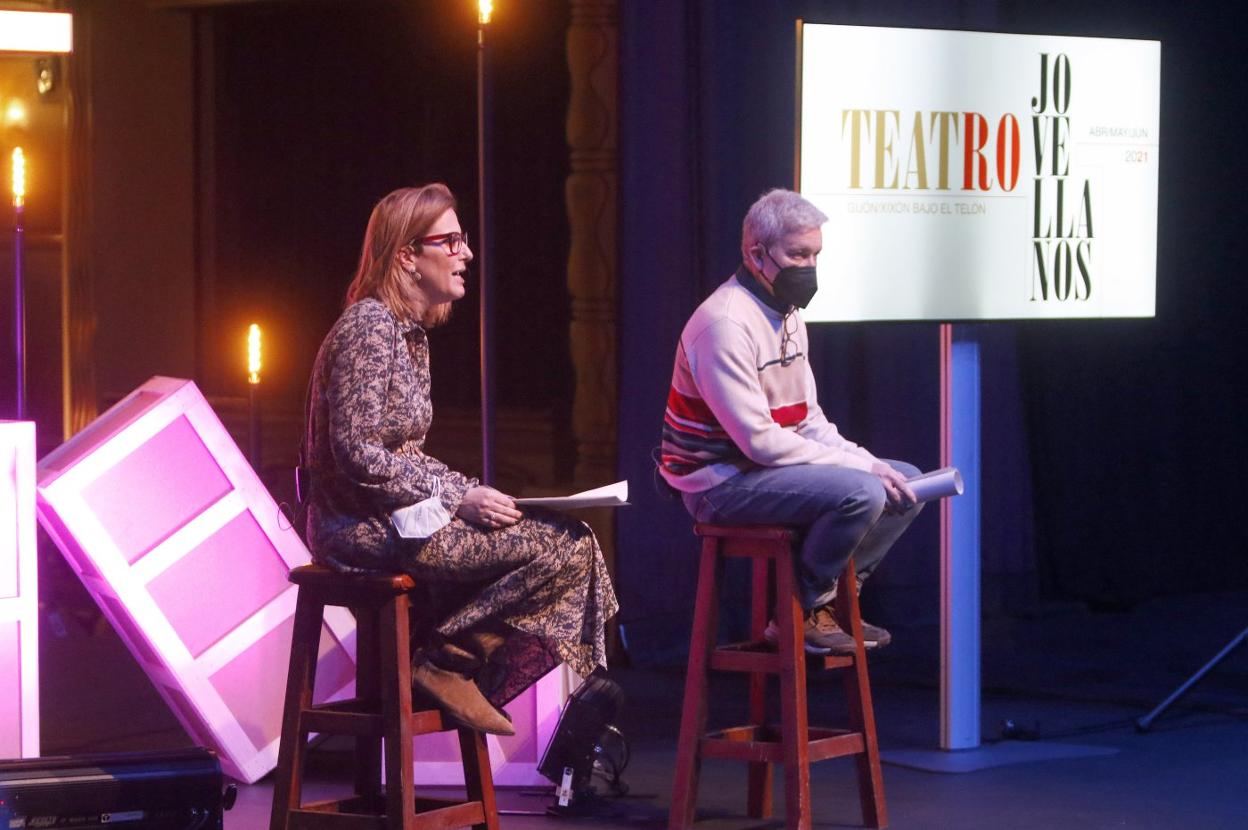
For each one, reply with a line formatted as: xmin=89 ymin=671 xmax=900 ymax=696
xmin=305 ymin=299 xmax=617 ymax=704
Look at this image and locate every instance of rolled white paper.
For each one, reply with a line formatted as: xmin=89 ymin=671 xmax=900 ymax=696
xmin=906 ymin=466 xmax=963 ymax=503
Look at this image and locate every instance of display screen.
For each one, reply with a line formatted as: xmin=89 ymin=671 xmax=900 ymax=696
xmin=797 ymin=23 xmax=1160 ymax=321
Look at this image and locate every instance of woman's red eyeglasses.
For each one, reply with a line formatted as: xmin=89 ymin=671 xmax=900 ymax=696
xmin=411 ymin=231 xmax=469 ymax=255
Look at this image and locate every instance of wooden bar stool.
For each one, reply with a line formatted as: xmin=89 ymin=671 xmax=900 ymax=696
xmin=668 ymin=524 xmax=887 ymax=830
xmin=270 ymin=564 xmax=499 ymax=830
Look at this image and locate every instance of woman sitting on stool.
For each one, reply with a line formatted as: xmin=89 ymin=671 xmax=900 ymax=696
xmin=303 ymin=183 xmax=618 ymax=735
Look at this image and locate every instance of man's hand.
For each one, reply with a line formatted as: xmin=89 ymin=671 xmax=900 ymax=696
xmin=456 ymin=486 xmax=523 ymax=529
xmin=870 ymin=461 xmax=918 ymax=513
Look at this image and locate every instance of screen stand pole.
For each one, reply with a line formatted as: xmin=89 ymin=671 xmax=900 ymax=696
xmin=880 ymin=324 xmax=1119 ymax=773
xmin=941 ymin=322 xmax=980 ymax=750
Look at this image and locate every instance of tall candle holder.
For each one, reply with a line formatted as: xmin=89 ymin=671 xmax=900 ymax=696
xmin=477 ymin=0 xmax=495 ymax=483
xmin=12 ymin=147 xmax=26 ymax=421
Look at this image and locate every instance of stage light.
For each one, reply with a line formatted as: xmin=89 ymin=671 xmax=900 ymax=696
xmin=3 ymin=99 xmax=27 ymax=130
xmin=478 ymin=0 xmax=494 ymax=25
xmin=247 ymin=323 xmax=261 ymax=385
xmin=0 ymin=11 xmax=73 ymax=53
xmin=11 ymin=148 xmax=24 ymax=209
xmin=538 ymin=675 xmax=626 ymax=808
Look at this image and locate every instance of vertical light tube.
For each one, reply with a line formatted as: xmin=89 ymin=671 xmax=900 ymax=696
xmin=12 ymin=147 xmax=26 ymax=421
xmin=247 ymin=323 xmax=262 ymax=470
xmin=477 ymin=1 xmax=496 ymax=484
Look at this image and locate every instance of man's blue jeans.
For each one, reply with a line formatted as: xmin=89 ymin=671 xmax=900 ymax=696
xmin=682 ymin=461 xmax=923 ymax=610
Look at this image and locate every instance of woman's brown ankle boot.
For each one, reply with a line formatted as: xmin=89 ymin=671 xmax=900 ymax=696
xmin=411 ymin=639 xmax=515 ymax=736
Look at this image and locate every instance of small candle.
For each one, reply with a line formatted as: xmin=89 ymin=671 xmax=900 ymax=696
xmin=247 ymin=323 xmax=262 ymax=468
xmin=11 ymin=147 xmax=24 ymax=208
xmin=247 ymin=323 xmax=261 ymax=385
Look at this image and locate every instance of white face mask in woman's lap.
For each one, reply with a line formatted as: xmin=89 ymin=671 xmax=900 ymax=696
xmin=391 ymin=478 xmax=452 ymax=539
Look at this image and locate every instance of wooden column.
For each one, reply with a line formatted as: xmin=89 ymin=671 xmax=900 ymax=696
xmin=565 ymin=0 xmax=619 ymax=570
xmin=63 ymin=0 xmax=97 ymax=438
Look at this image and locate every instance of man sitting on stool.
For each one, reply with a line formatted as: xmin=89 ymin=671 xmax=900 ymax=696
xmin=658 ymin=187 xmax=922 ymax=655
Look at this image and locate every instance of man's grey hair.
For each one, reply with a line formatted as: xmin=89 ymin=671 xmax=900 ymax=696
xmin=740 ymin=188 xmax=828 ymax=258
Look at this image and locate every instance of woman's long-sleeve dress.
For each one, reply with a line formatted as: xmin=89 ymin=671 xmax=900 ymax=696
xmin=305 ymin=299 xmax=618 ymax=705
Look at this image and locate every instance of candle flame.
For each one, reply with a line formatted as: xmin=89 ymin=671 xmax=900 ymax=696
xmin=12 ymin=147 xmax=25 ymax=208
xmin=478 ymin=0 xmax=493 ymax=24
xmin=247 ymin=323 xmax=262 ymax=384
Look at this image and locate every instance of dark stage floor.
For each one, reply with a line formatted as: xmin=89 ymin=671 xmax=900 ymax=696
xmin=39 ymin=588 xmax=1248 ymax=828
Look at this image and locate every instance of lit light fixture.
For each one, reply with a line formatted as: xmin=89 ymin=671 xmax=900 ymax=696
xmin=478 ymin=0 xmax=493 ymax=25
xmin=4 ymin=99 xmax=29 ymax=129
xmin=12 ymin=147 xmax=25 ymax=209
xmin=0 ymin=11 xmax=73 ymax=53
xmin=247 ymin=324 xmax=261 ymax=385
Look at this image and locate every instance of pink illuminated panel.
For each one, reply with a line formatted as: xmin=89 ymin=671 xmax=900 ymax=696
xmin=35 ymin=377 xmax=355 ymax=783
xmin=210 ymin=615 xmax=302 ymax=752
xmin=147 ymin=511 xmax=290 ymax=657
xmin=0 ymin=421 xmax=38 ymax=759
xmin=0 ymin=621 xmax=24 ymax=753
xmin=82 ymin=415 xmax=232 ymax=564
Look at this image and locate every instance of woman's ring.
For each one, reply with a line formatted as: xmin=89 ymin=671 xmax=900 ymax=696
xmin=485 ymin=511 xmax=493 ymax=522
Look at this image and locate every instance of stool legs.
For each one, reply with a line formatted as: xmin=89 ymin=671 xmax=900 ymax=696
xmin=838 ymin=569 xmax=887 ymax=828
xmin=668 ymin=539 xmax=721 ymax=830
xmin=775 ymin=546 xmax=813 ymax=830
xmin=379 ymin=593 xmax=416 ymax=828
xmin=354 ymin=611 xmax=382 ymax=799
xmin=271 ymin=579 xmax=499 ymax=830
xmin=670 ymin=528 xmax=888 ymax=829
xmin=457 ymin=729 xmax=499 ymax=830
xmin=746 ymin=556 xmax=772 ymax=819
xmin=270 ymin=589 xmax=323 ymax=830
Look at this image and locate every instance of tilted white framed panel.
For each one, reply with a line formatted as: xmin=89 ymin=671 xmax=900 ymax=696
xmin=35 ymin=377 xmax=355 ymax=782
xmin=0 ymin=421 xmax=39 ymax=759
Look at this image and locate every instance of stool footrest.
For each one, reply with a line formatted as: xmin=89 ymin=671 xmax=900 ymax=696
xmin=710 ymin=646 xmax=782 ymax=673
xmin=815 ymin=654 xmax=856 ymax=670
xmin=300 ymin=702 xmax=447 ymax=737
xmin=700 ymin=725 xmax=866 ymax=764
xmin=292 ymin=794 xmax=486 ymax=830
xmin=290 ymin=808 xmax=385 ymax=830
xmin=708 ymin=643 xmax=857 ymax=674
xmin=291 ymin=797 xmax=386 ymax=830
xmin=300 ymin=701 xmax=382 ymax=737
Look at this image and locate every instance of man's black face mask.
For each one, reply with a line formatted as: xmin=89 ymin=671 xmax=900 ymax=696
xmin=764 ymin=247 xmax=818 ymax=309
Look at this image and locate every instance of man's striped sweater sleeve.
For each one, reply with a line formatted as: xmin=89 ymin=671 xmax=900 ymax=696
xmin=685 ymin=317 xmax=875 ymax=472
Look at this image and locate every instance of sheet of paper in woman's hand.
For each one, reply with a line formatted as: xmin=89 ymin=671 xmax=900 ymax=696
xmin=515 ymin=480 xmax=629 ymax=509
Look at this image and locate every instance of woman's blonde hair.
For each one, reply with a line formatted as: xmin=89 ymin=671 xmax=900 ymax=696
xmin=345 ymin=183 xmax=457 ymax=327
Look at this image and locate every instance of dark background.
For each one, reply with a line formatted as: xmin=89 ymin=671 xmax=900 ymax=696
xmin=615 ymin=0 xmax=1248 ymax=661
xmin=11 ymin=0 xmax=1246 ymax=668
xmin=203 ymin=0 xmax=573 ymax=417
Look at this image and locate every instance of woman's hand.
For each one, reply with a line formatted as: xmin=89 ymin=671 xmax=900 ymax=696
xmin=457 ymin=486 xmax=523 ymax=530
xmin=870 ymin=461 xmax=918 ymax=513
